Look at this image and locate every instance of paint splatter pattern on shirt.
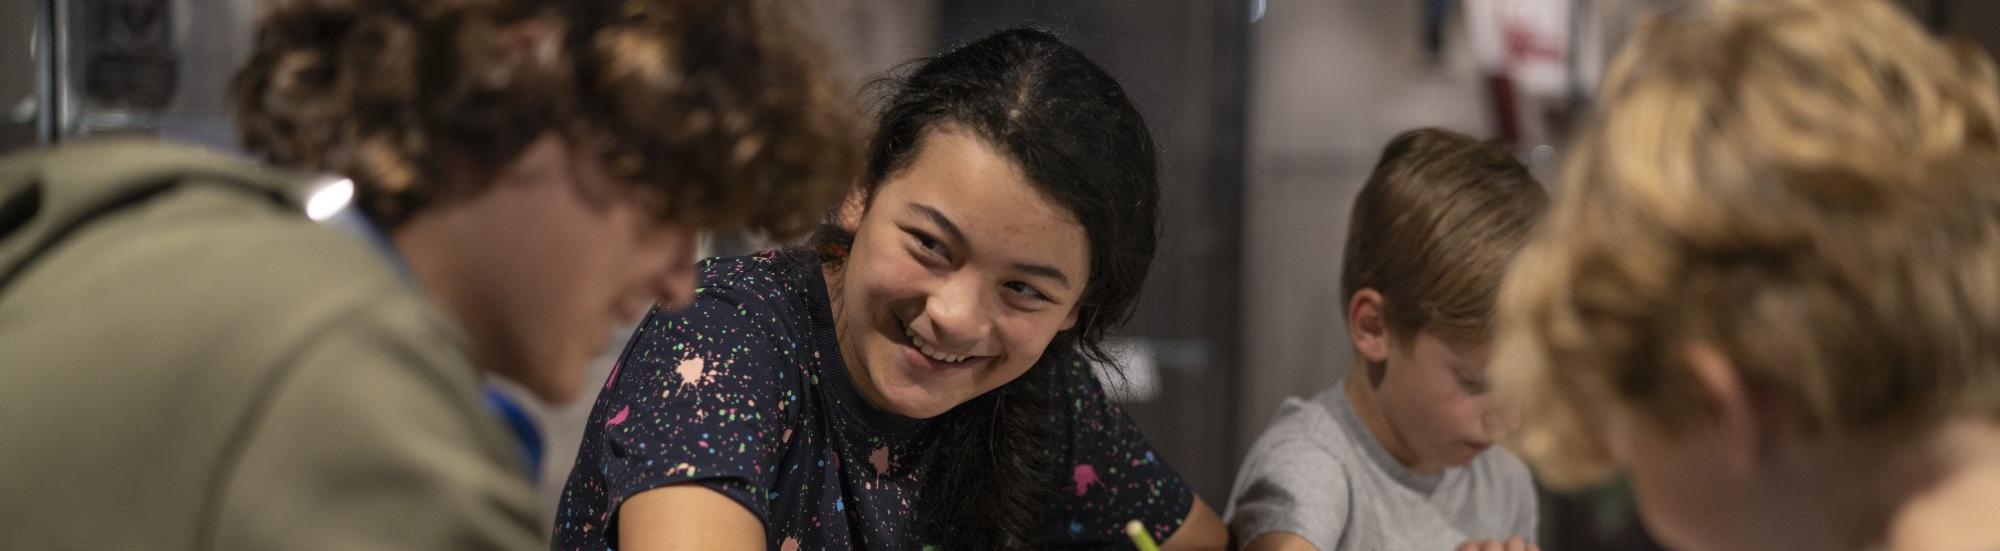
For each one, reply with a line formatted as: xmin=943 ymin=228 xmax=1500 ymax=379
xmin=553 ymin=251 xmax=1192 ymax=550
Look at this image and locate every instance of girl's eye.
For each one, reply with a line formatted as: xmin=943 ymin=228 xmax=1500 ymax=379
xmin=1004 ymin=281 xmax=1050 ymax=302
xmin=909 ymin=230 xmax=948 ymax=261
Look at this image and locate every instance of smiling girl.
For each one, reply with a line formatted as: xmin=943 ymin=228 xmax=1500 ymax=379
xmin=552 ymin=28 xmax=1227 ymax=550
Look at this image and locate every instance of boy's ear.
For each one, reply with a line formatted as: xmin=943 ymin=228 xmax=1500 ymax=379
xmin=1348 ymin=289 xmax=1392 ymax=367
xmin=1682 ymin=343 xmax=1767 ymax=475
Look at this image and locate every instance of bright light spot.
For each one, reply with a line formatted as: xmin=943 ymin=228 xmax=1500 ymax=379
xmin=1532 ymin=144 xmax=1555 ymax=162
xmin=1250 ymin=0 xmax=1267 ymax=23
xmin=305 ymin=178 xmax=355 ymax=221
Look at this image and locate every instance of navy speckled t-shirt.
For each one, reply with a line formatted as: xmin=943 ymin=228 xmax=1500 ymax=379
xmin=552 ymin=251 xmax=1193 ymax=550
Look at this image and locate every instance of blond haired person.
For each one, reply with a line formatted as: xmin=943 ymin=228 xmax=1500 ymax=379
xmin=1227 ymin=128 xmax=1548 ymax=551
xmin=1494 ymin=1 xmax=2000 ymax=550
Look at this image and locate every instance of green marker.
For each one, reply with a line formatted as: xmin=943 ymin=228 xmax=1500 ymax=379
xmin=1124 ymin=520 xmax=1160 ymax=551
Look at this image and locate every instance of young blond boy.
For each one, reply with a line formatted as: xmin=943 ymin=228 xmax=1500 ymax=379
xmin=1227 ymin=128 xmax=1548 ymax=551
xmin=1493 ymin=1 xmax=2000 ymax=550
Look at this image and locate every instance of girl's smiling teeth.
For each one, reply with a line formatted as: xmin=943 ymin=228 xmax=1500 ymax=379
xmin=901 ymin=322 xmax=973 ymax=364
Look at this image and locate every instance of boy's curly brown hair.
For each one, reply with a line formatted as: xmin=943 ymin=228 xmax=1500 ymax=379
xmin=232 ymin=0 xmax=858 ymax=237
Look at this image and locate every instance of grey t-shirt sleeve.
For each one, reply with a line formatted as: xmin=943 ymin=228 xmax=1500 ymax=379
xmin=1225 ymin=436 xmax=1349 ymax=551
xmin=1513 ymin=492 xmax=1538 ymax=542
xmin=1505 ymin=458 xmax=1539 ymax=541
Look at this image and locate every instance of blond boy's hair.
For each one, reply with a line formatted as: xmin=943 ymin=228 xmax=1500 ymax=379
xmin=1342 ymin=128 xmax=1547 ymax=352
xmin=1495 ymin=0 xmax=2000 ymax=488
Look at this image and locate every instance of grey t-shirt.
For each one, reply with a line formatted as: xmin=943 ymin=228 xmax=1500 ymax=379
xmin=1225 ymin=387 xmax=1537 ymax=550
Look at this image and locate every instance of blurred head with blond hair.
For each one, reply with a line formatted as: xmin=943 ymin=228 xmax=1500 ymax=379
xmin=1492 ymin=0 xmax=2000 ymax=549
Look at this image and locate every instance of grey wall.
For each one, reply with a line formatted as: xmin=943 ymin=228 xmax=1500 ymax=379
xmin=0 ymin=0 xmax=42 ymax=151
xmin=150 ymin=0 xmax=257 ymax=150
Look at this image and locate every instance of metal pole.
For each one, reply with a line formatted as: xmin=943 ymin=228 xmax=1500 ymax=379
xmin=49 ymin=0 xmax=72 ymax=143
xmin=34 ymin=0 xmax=58 ymax=145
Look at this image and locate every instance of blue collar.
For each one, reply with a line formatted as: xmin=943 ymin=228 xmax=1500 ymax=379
xmin=482 ymin=388 xmax=546 ymax=478
xmin=321 ymin=204 xmax=544 ymax=480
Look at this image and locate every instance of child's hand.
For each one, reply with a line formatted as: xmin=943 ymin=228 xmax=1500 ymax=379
xmin=1454 ymin=535 xmax=1538 ymax=551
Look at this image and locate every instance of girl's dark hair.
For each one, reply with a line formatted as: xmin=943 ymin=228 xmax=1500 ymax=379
xmin=813 ymin=28 xmax=1160 ymax=549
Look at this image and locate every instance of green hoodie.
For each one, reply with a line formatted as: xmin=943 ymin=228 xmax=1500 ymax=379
xmin=0 ymin=140 xmax=542 ymax=550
